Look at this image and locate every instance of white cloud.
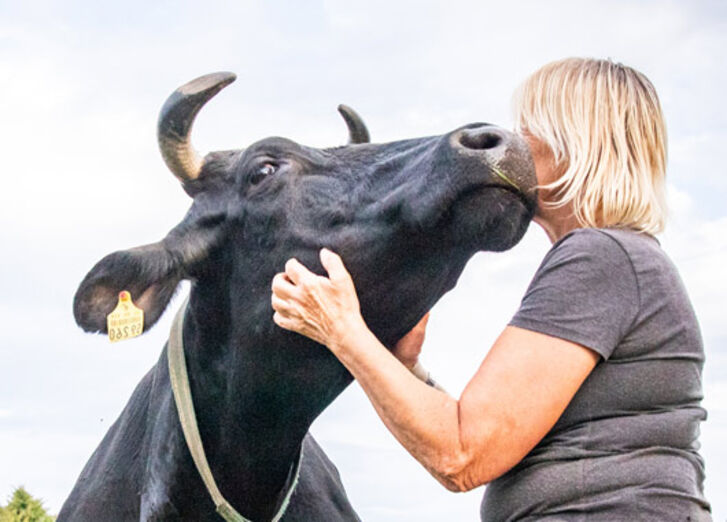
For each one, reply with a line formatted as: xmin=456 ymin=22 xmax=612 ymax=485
xmin=704 ymin=380 xmax=727 ymax=415
xmin=662 ymin=186 xmax=727 ymax=345
xmin=671 ymin=132 xmax=727 ymax=190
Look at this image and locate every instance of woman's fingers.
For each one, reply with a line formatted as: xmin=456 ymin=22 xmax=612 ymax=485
xmin=271 ymin=272 xmax=298 ymax=300
xmin=285 ymin=258 xmax=314 ymax=286
xmin=392 ymin=312 xmax=430 ymax=369
xmin=272 ymin=251 xmax=364 ymax=350
xmin=271 ymin=294 xmax=296 ymax=315
xmin=271 ymin=272 xmax=299 ymax=314
xmin=273 ymin=311 xmax=295 ymax=330
xmin=320 ymin=248 xmax=354 ymax=292
xmin=414 ymin=312 xmax=431 ymax=333
xmin=283 ymin=251 xmax=350 ymax=290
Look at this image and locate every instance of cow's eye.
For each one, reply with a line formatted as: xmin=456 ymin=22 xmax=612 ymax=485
xmin=251 ymin=162 xmax=277 ymax=184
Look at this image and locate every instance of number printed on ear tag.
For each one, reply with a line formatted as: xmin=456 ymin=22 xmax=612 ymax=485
xmin=107 ymin=291 xmax=144 ymax=343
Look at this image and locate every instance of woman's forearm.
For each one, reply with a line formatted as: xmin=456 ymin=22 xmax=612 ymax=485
xmin=332 ymin=323 xmax=484 ymax=491
xmin=272 ymin=251 xmax=601 ymax=493
xmin=271 ymin=250 xmax=502 ymax=490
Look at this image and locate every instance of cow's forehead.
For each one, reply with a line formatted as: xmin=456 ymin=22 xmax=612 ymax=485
xmin=240 ymin=137 xmax=334 ymax=164
xmin=243 ymin=136 xmax=300 ymax=155
xmin=241 ymin=133 xmax=445 ymax=164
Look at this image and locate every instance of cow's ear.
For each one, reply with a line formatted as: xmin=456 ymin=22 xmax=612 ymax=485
xmin=73 ymin=243 xmax=184 ymax=334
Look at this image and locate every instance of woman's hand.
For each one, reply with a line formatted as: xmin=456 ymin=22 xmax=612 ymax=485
xmin=392 ymin=313 xmax=430 ymax=370
xmin=271 ymin=248 xmax=367 ymax=353
xmin=272 ymin=251 xmax=600 ymax=493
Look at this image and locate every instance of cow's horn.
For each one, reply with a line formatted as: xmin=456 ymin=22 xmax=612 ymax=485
xmin=337 ymin=104 xmax=370 ymax=144
xmin=157 ymin=72 xmax=237 ymax=182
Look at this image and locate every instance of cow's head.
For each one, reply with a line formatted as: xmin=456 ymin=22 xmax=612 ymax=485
xmin=73 ymin=72 xmax=536 ymax=350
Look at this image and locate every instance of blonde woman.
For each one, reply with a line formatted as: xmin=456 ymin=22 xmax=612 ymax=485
xmin=270 ymin=58 xmax=711 ymax=520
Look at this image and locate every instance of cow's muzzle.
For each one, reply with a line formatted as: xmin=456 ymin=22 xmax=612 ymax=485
xmin=449 ymin=124 xmax=538 ymax=213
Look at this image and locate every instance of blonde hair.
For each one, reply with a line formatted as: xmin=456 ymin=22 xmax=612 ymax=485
xmin=513 ymin=57 xmax=667 ymax=235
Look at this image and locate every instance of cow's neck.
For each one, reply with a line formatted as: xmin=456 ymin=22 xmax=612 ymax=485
xmin=170 ymin=233 xmax=471 ymax=519
xmin=177 ymin=278 xmax=353 ymax=520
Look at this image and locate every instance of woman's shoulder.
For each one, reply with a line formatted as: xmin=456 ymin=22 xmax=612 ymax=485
xmin=544 ymin=227 xmax=695 ymax=341
xmin=515 ymin=228 xmax=643 ymax=360
xmin=547 ymin=227 xmax=664 ymax=270
xmin=555 ymin=226 xmax=658 ymax=251
xmin=540 ymin=227 xmax=635 ymax=272
xmin=534 ymin=226 xmax=680 ymax=312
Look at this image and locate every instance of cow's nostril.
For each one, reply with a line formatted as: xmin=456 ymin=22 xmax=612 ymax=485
xmin=459 ymin=130 xmax=502 ymax=151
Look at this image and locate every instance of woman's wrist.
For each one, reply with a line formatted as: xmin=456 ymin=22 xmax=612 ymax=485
xmin=329 ymin=315 xmax=373 ymax=357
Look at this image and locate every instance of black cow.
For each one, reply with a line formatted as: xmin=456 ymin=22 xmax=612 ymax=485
xmin=60 ymin=72 xmax=536 ymax=521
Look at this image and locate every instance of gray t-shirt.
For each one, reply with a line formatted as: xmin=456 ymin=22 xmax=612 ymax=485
xmin=481 ymin=228 xmax=711 ymax=521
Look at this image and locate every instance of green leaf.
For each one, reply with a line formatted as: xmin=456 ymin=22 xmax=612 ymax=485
xmin=0 ymin=487 xmax=55 ymax=522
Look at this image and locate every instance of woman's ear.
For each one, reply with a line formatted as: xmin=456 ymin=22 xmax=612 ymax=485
xmin=73 ymin=243 xmax=184 ymax=334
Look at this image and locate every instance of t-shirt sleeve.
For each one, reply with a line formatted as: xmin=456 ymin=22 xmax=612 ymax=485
xmin=509 ymin=229 xmax=639 ymax=360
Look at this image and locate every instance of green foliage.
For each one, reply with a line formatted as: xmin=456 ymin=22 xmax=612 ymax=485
xmin=0 ymin=487 xmax=55 ymax=522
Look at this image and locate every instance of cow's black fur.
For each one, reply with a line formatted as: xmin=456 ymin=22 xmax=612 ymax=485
xmin=60 ymin=99 xmax=535 ymax=520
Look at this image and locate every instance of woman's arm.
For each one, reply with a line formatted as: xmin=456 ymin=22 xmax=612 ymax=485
xmin=271 ymin=249 xmax=599 ymax=491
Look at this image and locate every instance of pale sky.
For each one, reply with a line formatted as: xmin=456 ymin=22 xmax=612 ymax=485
xmin=1 ymin=1 xmax=725 ymax=520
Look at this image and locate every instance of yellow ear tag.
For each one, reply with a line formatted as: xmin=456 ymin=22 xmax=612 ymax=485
xmin=107 ymin=291 xmax=144 ymax=343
